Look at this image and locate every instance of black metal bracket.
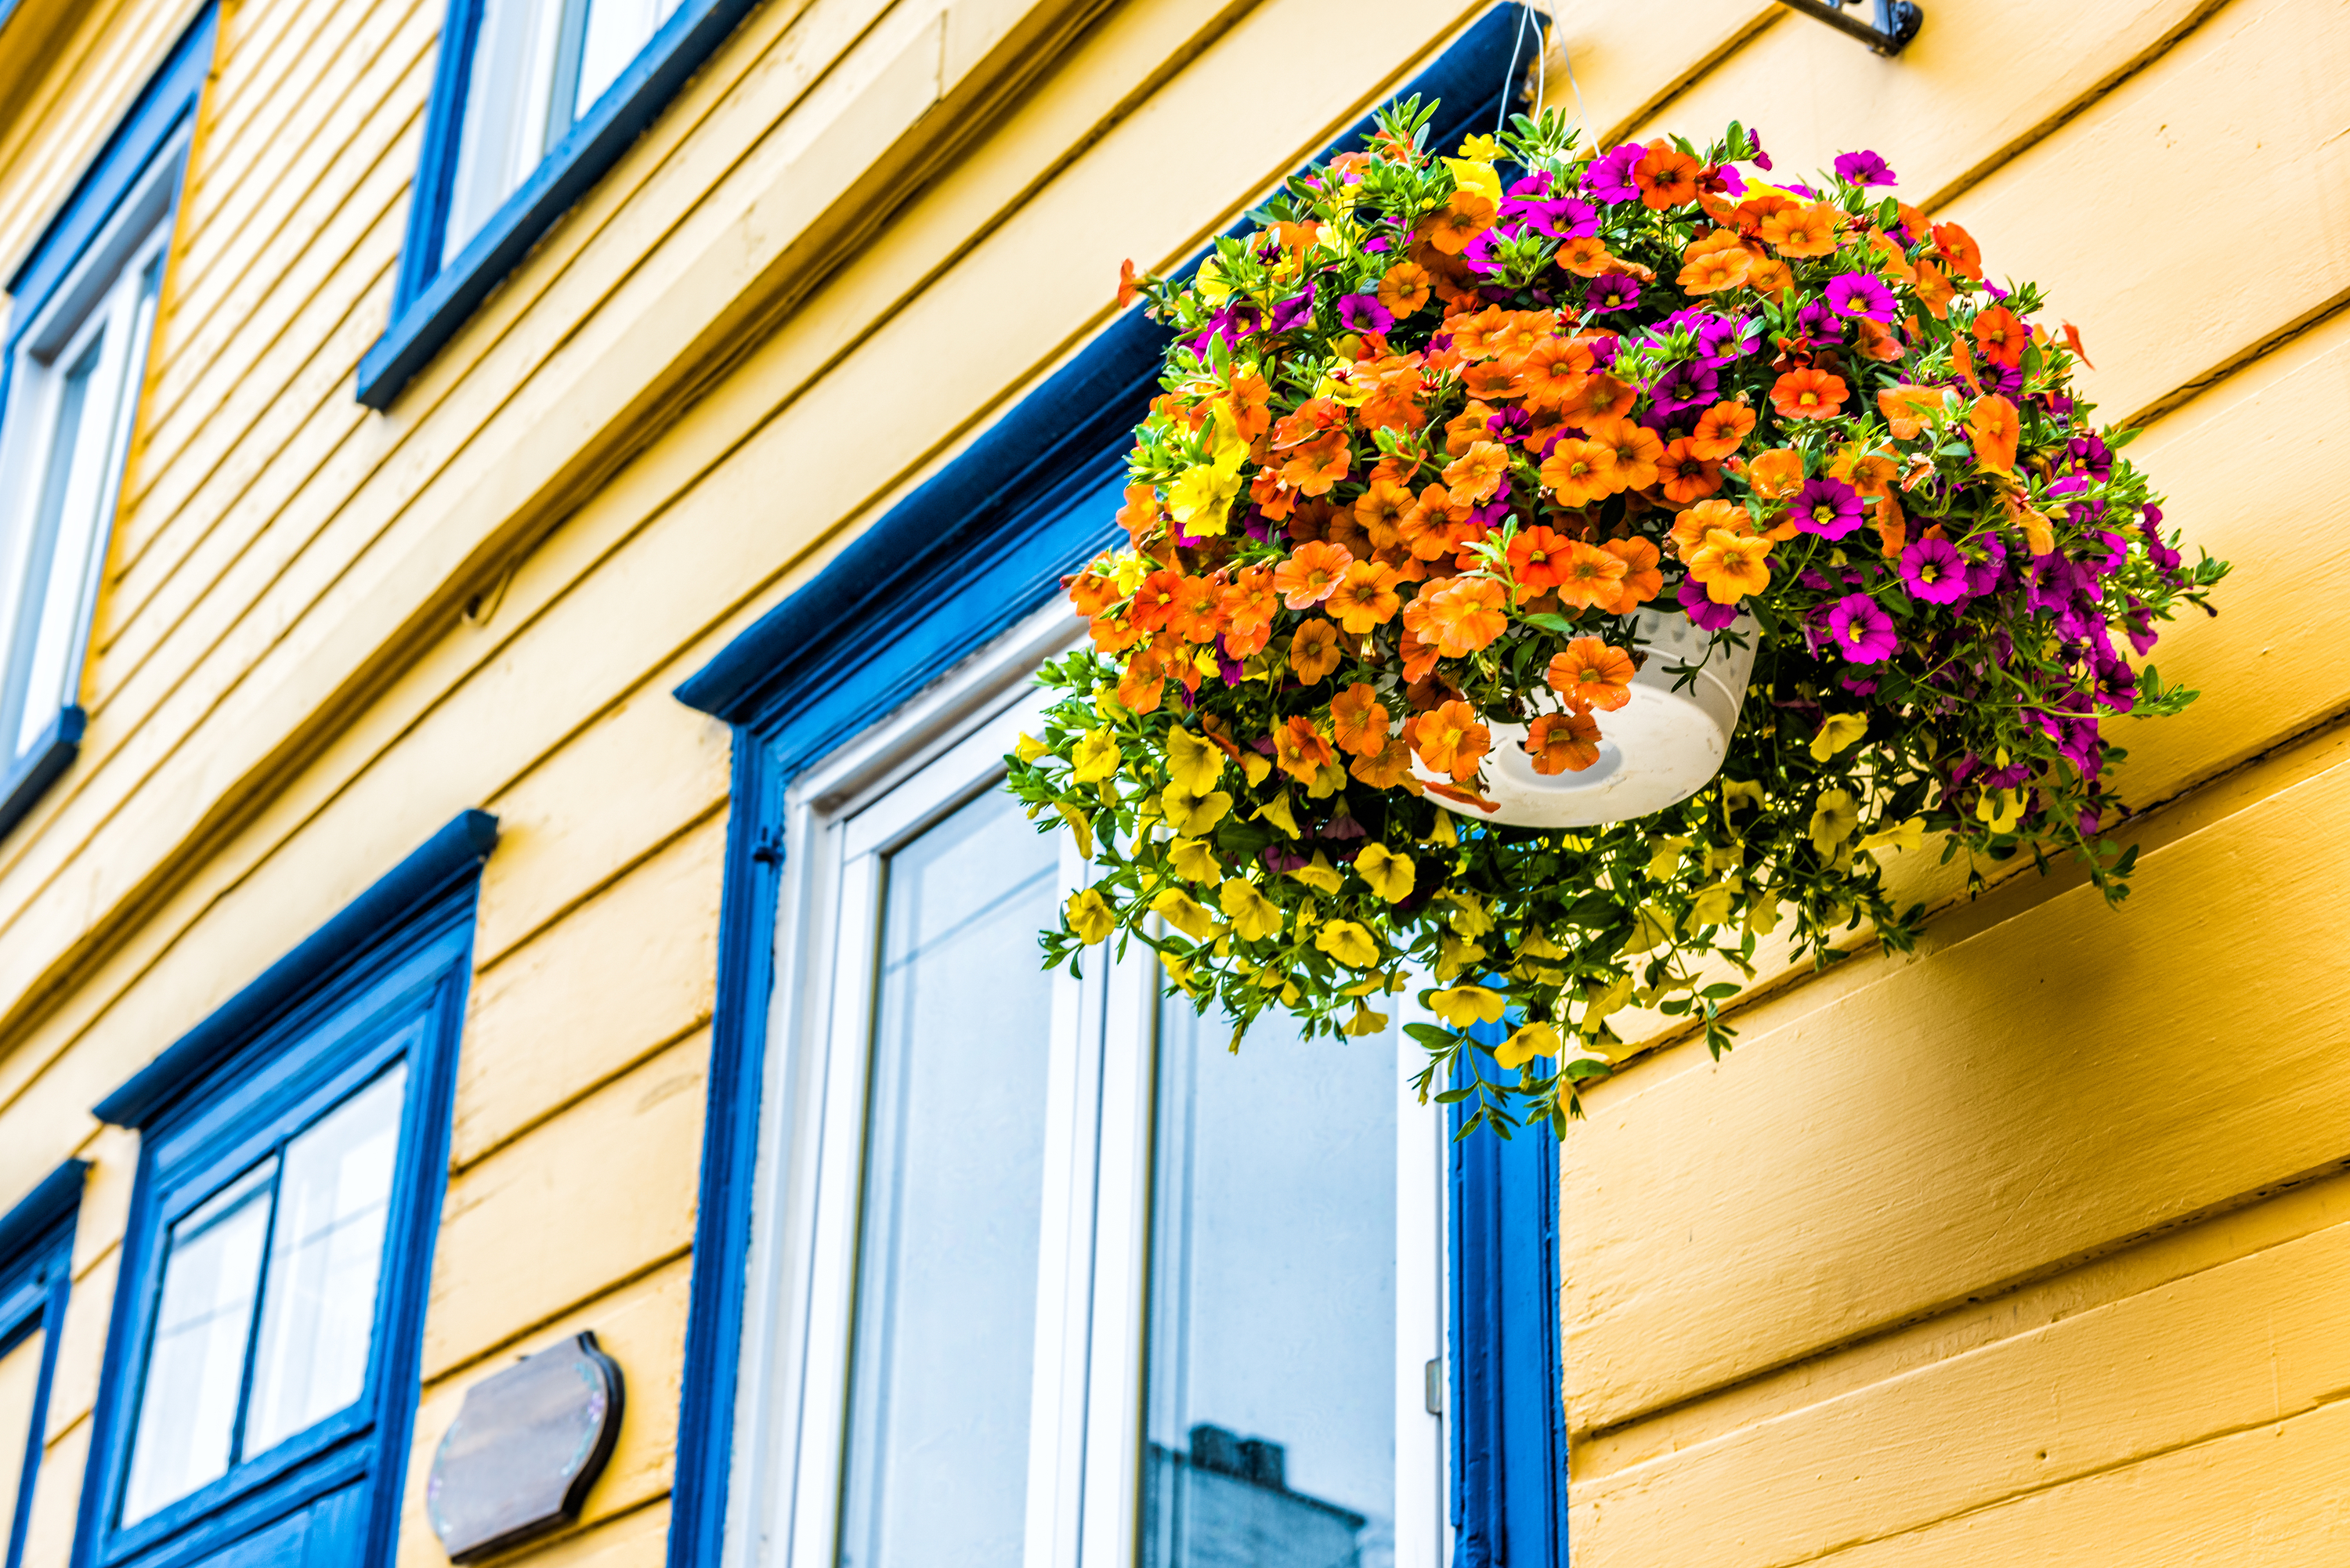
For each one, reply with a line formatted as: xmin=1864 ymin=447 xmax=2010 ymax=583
xmin=1772 ymin=0 xmax=1922 ymax=56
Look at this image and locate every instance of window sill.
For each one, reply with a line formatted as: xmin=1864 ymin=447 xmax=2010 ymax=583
xmin=0 ymin=705 xmax=84 ymax=844
xmin=354 ymin=0 xmax=761 ymax=411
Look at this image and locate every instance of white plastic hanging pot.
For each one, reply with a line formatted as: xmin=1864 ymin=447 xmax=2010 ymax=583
xmin=1415 ymin=609 xmax=1759 ymax=829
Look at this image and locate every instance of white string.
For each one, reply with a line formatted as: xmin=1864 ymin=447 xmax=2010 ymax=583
xmin=1494 ymin=2 xmax=1531 ymax=136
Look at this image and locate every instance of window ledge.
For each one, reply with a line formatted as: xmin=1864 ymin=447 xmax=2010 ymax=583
xmin=0 ymin=705 xmax=84 ymax=844
xmin=354 ymin=0 xmax=761 ymax=410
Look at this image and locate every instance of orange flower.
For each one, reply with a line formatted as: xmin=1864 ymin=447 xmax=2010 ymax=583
xmin=1275 ymin=540 xmax=1354 ymax=608
xmin=2060 ymin=320 xmax=2096 ymax=369
xmin=1930 ymin=220 xmax=1982 ymax=280
xmin=1687 ymin=528 xmax=1773 ymax=603
xmin=1115 ymin=258 xmax=1141 ymax=308
xmin=1555 ymin=372 xmax=1636 ymax=428
xmin=1688 ymin=401 xmax=1755 ymax=460
xmin=1876 ymin=385 xmax=1943 ymax=440
xmin=1066 ymin=568 xmax=1119 ymax=618
xmin=1676 ymin=238 xmax=1752 ymax=294
xmin=1744 ymin=446 xmax=1805 ymax=500
xmin=1354 ymin=479 xmax=1415 ymax=545
xmin=1519 ymin=337 xmax=1595 ymax=408
xmin=1971 ymin=304 xmax=2028 ymax=367
xmin=1425 ymin=193 xmax=1498 ymax=255
xmin=1546 ymin=638 xmax=1636 ymax=710
xmin=1444 ymin=403 xmax=1497 ymax=456
xmin=1852 ymin=317 xmax=1904 ymax=363
xmin=1089 ymin=612 xmax=1145 ymax=652
xmin=1377 ymin=261 xmax=1432 ymax=318
xmin=1167 ymin=574 xmax=1227 ymax=643
xmin=1872 ymin=491 xmax=1907 ymax=557
xmin=1330 ymin=682 xmax=1392 ymax=757
xmin=1603 ymin=537 xmax=1664 ymax=609
xmin=1129 ymin=567 xmax=1184 ymax=630
xmin=1634 ymin=146 xmax=1701 ymax=208
xmin=1910 ymin=259 xmax=1954 ymax=320
xmin=1350 ymin=733 xmax=1419 ymax=790
xmin=1460 ymin=359 xmax=1526 ymax=400
xmin=1539 ymin=438 xmax=1620 ymax=507
xmin=1527 ymin=710 xmax=1603 ymax=774
xmin=1424 ymin=576 xmax=1509 ymax=656
xmin=1326 ymin=559 xmax=1402 ymax=632
xmin=1770 ymin=367 xmax=1848 ymax=421
xmin=1224 ymin=565 xmax=1278 ymax=632
xmin=1450 ymin=305 xmax=1514 ymax=359
xmin=1488 ymin=310 xmax=1556 ymax=359
xmin=1949 ymin=332 xmax=1982 ymax=394
xmin=1969 ymin=393 xmax=2019 ymax=474
xmin=1115 ymin=646 xmax=1165 ymax=712
xmin=1221 ymin=617 xmax=1271 ymax=658
xmin=1870 ymin=229 xmax=1918 ymax=287
xmin=1278 ymin=430 xmax=1353 ymax=495
xmin=1553 ymin=542 xmax=1630 ymax=612
xmin=1669 ymin=498 xmax=1754 ymax=562
xmin=1744 ymin=255 xmax=1794 ymax=299
xmin=1586 ymin=417 xmax=1663 ymax=490
xmin=1506 ymin=525 xmax=1574 ymax=591
xmin=1289 ymin=618 xmax=1343 ymax=683
xmin=1117 ymin=482 xmax=1161 ymax=544
xmin=1410 ymin=699 xmax=1491 ymax=782
xmin=1655 ymin=438 xmax=1724 ymax=503
xmin=1828 ymin=447 xmax=1899 ymax=498
xmin=1555 ymin=234 xmax=1613 ymax=275
xmin=1759 ymin=202 xmax=1842 ymax=256
xmin=1274 ymin=716 xmax=1336 ymax=782
xmin=1228 ymin=371 xmax=1271 ymax=443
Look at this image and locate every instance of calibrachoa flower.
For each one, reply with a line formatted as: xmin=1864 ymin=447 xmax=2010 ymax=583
xmin=1009 ymin=105 xmax=2227 ymax=1143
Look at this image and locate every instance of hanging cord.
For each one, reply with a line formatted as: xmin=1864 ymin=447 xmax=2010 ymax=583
xmin=1495 ymin=4 xmax=1580 ymax=143
xmin=1494 ymin=2 xmax=1532 ymax=136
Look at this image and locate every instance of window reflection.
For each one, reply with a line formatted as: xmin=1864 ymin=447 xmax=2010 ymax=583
xmin=1144 ymin=1003 xmax=1400 ymax=1568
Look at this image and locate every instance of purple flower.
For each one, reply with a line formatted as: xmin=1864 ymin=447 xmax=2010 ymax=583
xmin=1505 ymin=170 xmax=1555 ymax=201
xmin=1791 ymin=477 xmax=1865 ymax=540
xmin=1748 ymin=131 xmax=1773 ymax=172
xmin=1900 ymin=537 xmax=1969 ymax=604
xmin=1585 ymin=273 xmax=1642 ymax=313
xmin=1336 ymin=292 xmax=1394 ymax=334
xmin=1585 ymin=143 xmax=1647 ymax=202
xmin=1694 ymin=313 xmax=1762 ymax=365
xmin=1461 ymin=229 xmax=1508 ymax=276
xmin=1261 ymin=844 xmax=1311 ymax=873
xmin=1211 ymin=636 xmax=1246 ymax=685
xmin=1267 ymin=286 xmax=1314 ymax=333
xmin=1585 ymin=333 xmax=1620 ymax=370
xmin=1487 ymin=405 xmax=1534 ymax=445
xmin=1824 ymin=272 xmax=1897 ymax=322
xmin=1648 ymin=360 xmax=1719 ymax=416
xmin=1833 ymin=150 xmax=1897 ymax=187
xmin=1713 ymin=164 xmax=1747 ymax=197
xmin=1781 ymin=179 xmax=1819 ymax=199
xmin=1794 ymin=298 xmax=1844 ymax=341
xmin=1964 ymin=534 xmax=2008 ymax=597
xmin=1827 ymin=594 xmax=1898 ymax=663
xmin=1676 ymin=573 xmax=1741 ymax=630
xmin=1525 ymin=196 xmax=1600 ymax=240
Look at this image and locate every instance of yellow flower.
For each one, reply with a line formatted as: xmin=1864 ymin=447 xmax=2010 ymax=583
xmin=1343 ymin=1003 xmax=1390 ymax=1036
xmin=1162 ymin=781 xmax=1233 ymax=837
xmin=1517 ymin=926 xmax=1567 ymax=960
xmin=1195 ymin=256 xmax=1232 ymax=304
xmin=1072 ymin=728 xmax=1121 ymax=783
xmin=1159 ymin=950 xmax=1196 ymax=991
xmin=1168 ymin=837 xmax=1220 ymax=883
xmin=1441 ymin=892 xmax=1494 ymax=938
xmin=1217 ymin=878 xmax=1283 ymax=942
xmin=1289 ymin=850 xmax=1345 ymax=897
xmin=1441 ymin=155 xmax=1503 ymax=206
xmin=1066 ymin=887 xmax=1115 ymax=944
xmin=1455 ymin=132 xmax=1502 ymax=162
xmin=1355 ymin=842 xmax=1416 ymax=903
xmin=1165 ymin=727 xmax=1226 ymax=794
xmin=1167 ymin=460 xmax=1242 ymax=535
xmin=1719 ymin=777 xmax=1766 ymax=817
xmin=1152 ymin=887 xmax=1220 ymax=942
xmin=1435 ymin=931 xmax=1486 ymax=980
xmin=1859 ymin=817 xmax=1928 ymax=858
xmin=1014 ymin=732 xmax=1048 ymax=763
xmin=1425 ymin=811 xmax=1458 ymax=846
xmin=1495 ymin=1021 xmax=1561 ymax=1070
xmin=1240 ymin=752 xmax=1274 ymax=787
xmin=1703 ymin=840 xmax=1744 ymax=876
xmin=1314 ymin=919 xmax=1380 ymax=969
xmin=1689 ymin=880 xmax=1739 ymax=928
xmin=1646 ymin=836 xmax=1694 ymax=880
xmin=1256 ymin=793 xmax=1301 ymax=838
xmin=1579 ymin=973 xmax=1633 ymax=1035
xmin=1810 ymin=712 xmax=1870 ymax=761
xmin=1430 ymin=985 xmax=1508 ymax=1028
xmin=1809 ymin=789 xmax=1860 ymax=857
xmin=1621 ymin=902 xmax=1677 ymax=956
xmin=1976 ymin=788 xmax=2026 ymax=834
xmin=1054 ymin=801 xmax=1093 ymax=859
xmin=1744 ymin=887 xmax=1784 ymax=935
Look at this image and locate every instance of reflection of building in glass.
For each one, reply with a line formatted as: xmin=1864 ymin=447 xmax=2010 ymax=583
xmin=1142 ymin=1424 xmax=1369 ymax=1568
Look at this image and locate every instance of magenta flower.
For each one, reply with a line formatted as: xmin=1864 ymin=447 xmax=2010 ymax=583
xmin=1824 ymin=272 xmax=1896 ymax=322
xmin=1827 ymin=594 xmax=1898 ymax=663
xmin=1585 ymin=143 xmax=1647 ymax=202
xmin=1585 ymin=273 xmax=1642 ymax=313
xmin=1900 ymin=537 xmax=1970 ymax=604
xmin=1336 ymin=292 xmax=1394 ymax=334
xmin=1833 ymin=150 xmax=1896 ymax=187
xmin=1676 ymin=572 xmax=1740 ymax=630
xmin=1791 ymin=476 xmax=1864 ymax=540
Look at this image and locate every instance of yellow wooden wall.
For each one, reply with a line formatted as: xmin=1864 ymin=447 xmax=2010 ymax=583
xmin=0 ymin=1 xmax=1513 ymax=1565
xmin=1547 ymin=1 xmax=2350 ymax=1562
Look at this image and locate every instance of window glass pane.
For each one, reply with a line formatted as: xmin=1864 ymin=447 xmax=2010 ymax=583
xmin=122 ymin=1165 xmax=277 ymax=1523
xmin=443 ymin=0 xmax=567 ymax=263
xmin=572 ymin=0 xmax=680 ymax=119
xmin=0 ymin=339 xmax=96 ymax=763
xmin=0 ymin=1327 xmax=45 ymax=1552
xmin=837 ymin=784 xmax=1058 ymax=1568
xmin=1144 ymin=1005 xmax=1401 ymax=1568
xmin=244 ymin=1063 xmax=410 ymax=1455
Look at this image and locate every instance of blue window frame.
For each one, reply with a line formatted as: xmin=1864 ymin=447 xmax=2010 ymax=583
xmin=0 ymin=7 xmax=212 ymax=844
xmin=667 ymin=9 xmax=1564 ymax=1564
xmin=0 ymin=1162 xmax=87 ymax=1568
xmin=76 ymin=812 xmax=496 ymax=1568
xmin=356 ymin=0 xmax=762 ymax=408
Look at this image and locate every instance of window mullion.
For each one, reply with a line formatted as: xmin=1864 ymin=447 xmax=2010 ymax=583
xmin=220 ymin=1168 xmax=285 ymax=1477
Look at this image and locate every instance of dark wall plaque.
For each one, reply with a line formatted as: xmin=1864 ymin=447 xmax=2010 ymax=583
xmin=427 ymin=1331 xmax=625 ymax=1561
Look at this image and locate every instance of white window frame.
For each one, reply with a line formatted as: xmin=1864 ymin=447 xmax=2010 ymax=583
xmin=725 ymin=598 xmax=1452 ymax=1568
xmin=0 ymin=131 xmax=183 ymax=768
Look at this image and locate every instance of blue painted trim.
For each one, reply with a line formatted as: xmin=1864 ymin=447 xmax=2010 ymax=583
xmin=355 ymin=0 xmax=762 ymax=409
xmin=663 ymin=13 xmax=1541 ymax=1566
xmin=74 ymin=827 xmax=487 ymax=1568
xmin=0 ymin=1162 xmax=81 ymax=1568
xmin=0 ymin=706 xmax=81 ymax=842
xmin=93 ymin=808 xmax=497 ymax=1129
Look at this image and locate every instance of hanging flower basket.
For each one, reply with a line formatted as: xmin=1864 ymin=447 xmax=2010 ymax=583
xmin=1006 ymin=103 xmax=2225 ymax=1138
